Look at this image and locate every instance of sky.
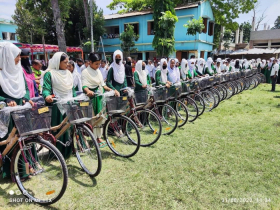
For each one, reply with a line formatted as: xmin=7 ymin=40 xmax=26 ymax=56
xmin=0 ymin=0 xmax=279 ymax=29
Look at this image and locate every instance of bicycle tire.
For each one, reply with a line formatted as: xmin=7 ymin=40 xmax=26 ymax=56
xmin=190 ymin=93 xmax=205 ymax=116
xmin=181 ymin=96 xmax=199 ymax=122
xmin=152 ymin=104 xmax=178 ymax=135
xmin=200 ymin=90 xmax=215 ymax=112
xmin=73 ymin=124 xmax=102 ymax=177
xmin=11 ymin=136 xmax=68 ymax=205
xmin=128 ymin=109 xmax=162 ymax=147
xmin=104 ymin=114 xmax=141 ymax=158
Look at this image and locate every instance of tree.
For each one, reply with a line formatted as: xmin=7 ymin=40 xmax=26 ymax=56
xmin=184 ymin=17 xmax=205 ymax=36
xmin=83 ymin=0 xmax=90 ymax=29
xmin=119 ymin=24 xmax=139 ymax=57
xmin=152 ymin=0 xmax=178 ymax=57
xmin=51 ymin=0 xmax=67 ymax=52
xmin=240 ymin=22 xmax=251 ymax=43
xmin=272 ymin=16 xmax=280 ymax=29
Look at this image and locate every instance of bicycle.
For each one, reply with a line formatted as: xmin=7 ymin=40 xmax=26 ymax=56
xmin=0 ymin=101 xmax=68 ymax=205
xmin=120 ymin=88 xmax=162 ymax=147
xmin=90 ymin=91 xmax=141 ymax=158
xmin=41 ymin=95 xmax=102 ymax=177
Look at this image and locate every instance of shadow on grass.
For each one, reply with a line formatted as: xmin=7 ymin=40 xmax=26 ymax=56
xmin=100 ymin=150 xmax=135 ymax=162
xmin=67 ymin=164 xmax=97 ymax=187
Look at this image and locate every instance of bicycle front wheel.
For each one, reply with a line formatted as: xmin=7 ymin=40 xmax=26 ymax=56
xmin=73 ymin=124 xmax=102 ymax=177
xmin=104 ymin=115 xmax=141 ymax=158
xmin=11 ymin=136 xmax=68 ymax=205
xmin=129 ymin=109 xmax=162 ymax=147
xmin=152 ymin=104 xmax=178 ymax=135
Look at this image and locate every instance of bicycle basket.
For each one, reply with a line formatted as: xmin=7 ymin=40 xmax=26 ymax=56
xmin=208 ymin=76 xmax=215 ymax=87
xmin=167 ymin=85 xmax=182 ymax=99
xmin=106 ymin=96 xmax=129 ymax=114
xmin=181 ymin=81 xmax=191 ymax=94
xmin=214 ymin=75 xmax=221 ymax=84
xmin=221 ymin=74 xmax=227 ymax=82
xmin=198 ymin=78 xmax=207 ymax=90
xmin=62 ymin=101 xmax=93 ymax=124
xmin=241 ymin=71 xmax=245 ymax=77
xmin=153 ymin=87 xmax=167 ymax=103
xmin=134 ymin=90 xmax=149 ymax=106
xmin=11 ymin=106 xmax=52 ymax=137
xmin=190 ymin=80 xmax=199 ymax=92
xmin=245 ymin=70 xmax=251 ymax=77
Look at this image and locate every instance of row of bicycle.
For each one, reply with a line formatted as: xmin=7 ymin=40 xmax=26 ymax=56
xmin=0 ymin=68 xmax=264 ymax=205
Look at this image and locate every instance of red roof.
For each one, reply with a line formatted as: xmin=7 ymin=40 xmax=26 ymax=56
xmin=14 ymin=43 xmax=83 ymax=53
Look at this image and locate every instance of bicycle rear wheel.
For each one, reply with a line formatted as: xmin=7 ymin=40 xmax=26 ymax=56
xmin=170 ymin=100 xmax=188 ymax=127
xmin=129 ymin=109 xmax=162 ymax=147
xmin=190 ymin=93 xmax=205 ymax=116
xmin=104 ymin=115 xmax=141 ymax=158
xmin=73 ymin=124 xmax=102 ymax=177
xmin=11 ymin=136 xmax=68 ymax=205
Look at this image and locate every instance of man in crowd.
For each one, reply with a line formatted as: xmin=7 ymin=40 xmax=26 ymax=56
xmin=80 ymin=60 xmax=89 ymax=72
xmin=125 ymin=57 xmax=134 ymax=87
xmin=146 ymin=60 xmax=155 ymax=83
xmin=271 ymin=59 xmax=279 ymax=91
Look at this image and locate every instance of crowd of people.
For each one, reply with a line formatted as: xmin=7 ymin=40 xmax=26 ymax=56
xmin=0 ymin=41 xmax=279 ymax=179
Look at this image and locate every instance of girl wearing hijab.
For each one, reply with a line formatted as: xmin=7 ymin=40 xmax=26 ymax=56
xmin=260 ymin=60 xmax=267 ymax=76
xmin=155 ymin=58 xmax=171 ymax=87
xmin=229 ymin=60 xmax=235 ymax=72
xmin=167 ymin=59 xmax=180 ymax=83
xmin=257 ymin=58 xmax=262 ymax=71
xmin=134 ymin=60 xmax=151 ymax=92
xmin=180 ymin=59 xmax=189 ymax=80
xmin=106 ymin=50 xmax=127 ymax=96
xmin=67 ymin=60 xmax=82 ymax=92
xmin=21 ymin=49 xmax=37 ymax=97
xmin=196 ymin=58 xmax=205 ymax=76
xmin=187 ymin=59 xmax=200 ymax=79
xmin=235 ymin=59 xmax=241 ymax=71
xmin=205 ymin=57 xmax=216 ymax=76
xmin=242 ymin=59 xmax=251 ymax=70
xmin=43 ymin=52 xmax=75 ymax=158
xmin=0 ymin=42 xmax=32 ymax=179
xmin=266 ymin=58 xmax=274 ymax=84
xmin=82 ymin=53 xmax=112 ymax=147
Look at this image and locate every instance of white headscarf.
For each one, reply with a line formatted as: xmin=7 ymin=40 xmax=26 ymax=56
xmin=197 ymin=58 xmax=205 ymax=74
xmin=243 ymin=59 xmax=249 ymax=69
xmin=257 ymin=58 xmax=261 ymax=66
xmin=189 ymin=59 xmax=196 ymax=78
xmin=260 ymin=60 xmax=266 ymax=68
xmin=81 ymin=66 xmax=105 ymax=93
xmin=111 ymin=50 xmax=125 ymax=84
xmin=49 ymin=52 xmax=73 ymax=100
xmin=160 ymin=58 xmax=168 ymax=83
xmin=135 ymin=60 xmax=147 ymax=86
xmin=180 ymin=59 xmax=189 ymax=80
xmin=0 ymin=42 xmax=26 ymax=99
xmin=167 ymin=58 xmax=179 ymax=83
xmin=206 ymin=57 xmax=214 ymax=74
xmin=230 ymin=60 xmax=235 ymax=71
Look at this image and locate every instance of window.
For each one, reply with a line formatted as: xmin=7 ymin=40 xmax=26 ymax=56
xmin=103 ymin=26 xmax=120 ymax=39
xmin=10 ymin=33 xmax=16 ymax=40
xmin=202 ymin=18 xmax=208 ymax=33
xmin=147 ymin=21 xmax=155 ymax=35
xmin=200 ymin=51 xmax=205 ymax=58
xmin=2 ymin=32 xmax=8 ymax=40
xmin=124 ymin=23 xmax=139 ymax=35
xmin=208 ymin=22 xmax=214 ymax=36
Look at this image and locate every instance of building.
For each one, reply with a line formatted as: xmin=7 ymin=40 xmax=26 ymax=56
xmin=0 ymin=18 xmax=18 ymax=43
xmin=249 ymin=29 xmax=280 ymax=49
xmin=100 ymin=0 xmax=215 ymax=61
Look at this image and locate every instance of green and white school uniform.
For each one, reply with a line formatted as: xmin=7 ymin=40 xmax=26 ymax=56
xmin=82 ymin=66 xmax=105 ymax=138
xmin=43 ymin=52 xmax=75 ymax=159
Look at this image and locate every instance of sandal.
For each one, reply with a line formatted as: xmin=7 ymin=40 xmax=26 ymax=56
xmin=99 ymin=142 xmax=107 ymax=148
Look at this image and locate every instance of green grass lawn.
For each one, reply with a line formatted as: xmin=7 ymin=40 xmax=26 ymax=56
xmin=1 ymin=83 xmax=280 ymax=210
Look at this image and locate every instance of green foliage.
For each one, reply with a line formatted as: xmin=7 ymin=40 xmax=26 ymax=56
xmin=107 ymin=0 xmax=153 ymax=14
xmin=152 ymin=0 xmax=177 ymax=57
xmin=184 ymin=17 xmax=205 ymax=36
xmin=119 ymin=24 xmax=139 ymax=57
xmin=12 ymin=0 xmax=105 ymax=47
xmin=240 ymin=21 xmax=251 ymax=43
xmin=272 ymin=16 xmax=280 ymax=29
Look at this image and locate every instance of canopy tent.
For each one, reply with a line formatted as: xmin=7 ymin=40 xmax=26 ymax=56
xmin=13 ymin=43 xmax=84 ymax=59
